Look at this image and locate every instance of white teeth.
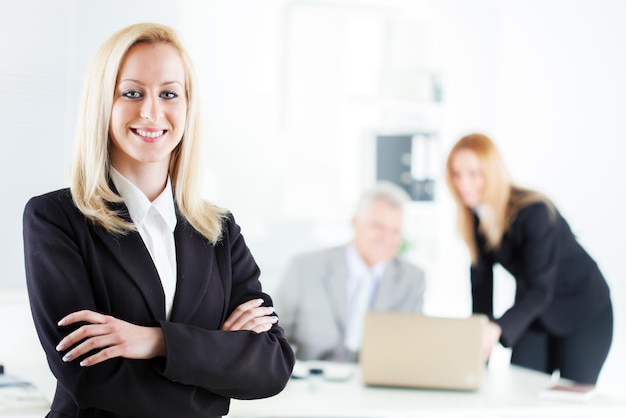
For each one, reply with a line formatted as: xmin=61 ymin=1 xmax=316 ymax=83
xmin=136 ymin=129 xmax=164 ymax=139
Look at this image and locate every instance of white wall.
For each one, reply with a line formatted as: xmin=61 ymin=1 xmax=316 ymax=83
xmin=0 ymin=0 xmax=184 ymax=289
xmin=488 ymin=0 xmax=626 ymax=386
xmin=1 ymin=0 xmax=624 ymax=388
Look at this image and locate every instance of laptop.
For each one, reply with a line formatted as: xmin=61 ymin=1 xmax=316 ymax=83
xmin=360 ymin=312 xmax=488 ymax=391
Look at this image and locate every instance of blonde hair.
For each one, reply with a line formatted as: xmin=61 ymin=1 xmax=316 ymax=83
xmin=445 ymin=133 xmax=553 ymax=262
xmin=69 ymin=22 xmax=227 ymax=243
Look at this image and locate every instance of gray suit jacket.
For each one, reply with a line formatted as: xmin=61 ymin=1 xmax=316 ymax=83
xmin=274 ymin=245 xmax=425 ymax=361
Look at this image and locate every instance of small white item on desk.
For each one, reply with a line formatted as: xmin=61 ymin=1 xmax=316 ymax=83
xmin=291 ymin=360 xmax=355 ymax=381
xmin=0 ymin=374 xmax=32 ymax=388
xmin=0 ymin=376 xmax=50 ymax=412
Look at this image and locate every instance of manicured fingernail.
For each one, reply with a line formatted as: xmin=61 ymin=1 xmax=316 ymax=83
xmin=271 ymin=316 xmax=278 ymax=322
xmin=268 ymin=306 xmax=275 ymax=313
xmin=257 ymin=298 xmax=264 ymax=305
xmin=57 ymin=319 xmax=65 ymax=326
xmin=56 ymin=343 xmax=65 ymax=351
xmin=79 ymin=360 xmax=87 ymax=367
xmin=62 ymin=354 xmax=72 ymax=362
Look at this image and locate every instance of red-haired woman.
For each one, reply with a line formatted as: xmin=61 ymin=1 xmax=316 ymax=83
xmin=446 ymin=133 xmax=612 ymax=389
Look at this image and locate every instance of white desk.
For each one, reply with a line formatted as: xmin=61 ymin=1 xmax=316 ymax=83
xmin=227 ymin=364 xmax=626 ymax=418
xmin=2 ymin=365 xmax=626 ymax=417
xmin=1 ymin=283 xmax=624 ymax=418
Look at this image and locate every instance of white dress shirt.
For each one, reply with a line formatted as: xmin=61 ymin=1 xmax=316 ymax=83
xmin=344 ymin=244 xmax=387 ymax=352
xmin=110 ymin=168 xmax=178 ymax=319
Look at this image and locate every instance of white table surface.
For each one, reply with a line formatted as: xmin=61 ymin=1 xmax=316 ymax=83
xmin=226 ymin=363 xmax=626 ymax=418
xmin=2 ymin=287 xmax=625 ymax=418
xmin=2 ymin=362 xmax=626 ymax=418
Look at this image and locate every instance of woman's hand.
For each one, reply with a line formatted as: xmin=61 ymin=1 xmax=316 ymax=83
xmin=221 ymin=298 xmax=278 ymax=333
xmin=56 ymin=310 xmax=165 ymax=367
xmin=483 ymin=321 xmax=502 ymax=363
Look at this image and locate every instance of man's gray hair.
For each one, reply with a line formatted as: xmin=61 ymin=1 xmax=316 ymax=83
xmin=354 ymin=181 xmax=411 ymax=218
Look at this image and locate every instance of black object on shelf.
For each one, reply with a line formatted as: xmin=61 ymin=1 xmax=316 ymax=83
xmin=376 ymin=133 xmax=438 ymax=202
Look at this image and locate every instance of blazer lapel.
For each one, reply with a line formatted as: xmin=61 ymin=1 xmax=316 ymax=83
xmin=373 ymin=258 xmax=399 ymax=310
xmin=322 ymin=247 xmax=349 ymax=333
xmin=168 ymin=217 xmax=215 ymax=323
xmin=98 ymin=190 xmax=215 ymax=324
xmin=94 ymin=203 xmax=166 ymax=320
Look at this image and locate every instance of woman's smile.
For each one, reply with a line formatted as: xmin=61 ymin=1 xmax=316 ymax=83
xmin=132 ymin=127 xmax=167 ymax=142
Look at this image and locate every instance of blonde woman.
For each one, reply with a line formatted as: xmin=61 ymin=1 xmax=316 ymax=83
xmin=446 ymin=133 xmax=612 ymax=388
xmin=23 ymin=23 xmax=294 ymax=418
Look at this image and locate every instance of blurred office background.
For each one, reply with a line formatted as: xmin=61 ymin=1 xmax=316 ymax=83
xmin=1 ymin=0 xmax=624 ymax=390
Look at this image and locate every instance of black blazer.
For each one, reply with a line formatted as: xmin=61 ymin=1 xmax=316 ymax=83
xmin=23 ymin=188 xmax=295 ymax=418
xmin=471 ymin=201 xmax=611 ymax=347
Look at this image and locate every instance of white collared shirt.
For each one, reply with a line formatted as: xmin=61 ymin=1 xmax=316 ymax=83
xmin=110 ymin=168 xmax=178 ymax=319
xmin=345 ymin=244 xmax=387 ymax=306
xmin=344 ymin=244 xmax=387 ymax=351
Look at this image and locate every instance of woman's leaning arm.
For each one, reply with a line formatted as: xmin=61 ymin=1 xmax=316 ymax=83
xmin=494 ymin=203 xmax=559 ymax=347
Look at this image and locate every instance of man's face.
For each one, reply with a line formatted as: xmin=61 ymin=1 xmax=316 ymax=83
xmin=352 ymin=199 xmax=403 ymax=267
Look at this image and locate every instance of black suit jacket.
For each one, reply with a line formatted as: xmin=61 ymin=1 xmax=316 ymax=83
xmin=23 ymin=188 xmax=295 ymax=418
xmin=471 ymin=201 xmax=611 ymax=347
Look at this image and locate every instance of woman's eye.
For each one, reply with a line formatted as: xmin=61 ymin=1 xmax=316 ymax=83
xmin=122 ymin=90 xmax=142 ymax=99
xmin=160 ymin=91 xmax=179 ymax=100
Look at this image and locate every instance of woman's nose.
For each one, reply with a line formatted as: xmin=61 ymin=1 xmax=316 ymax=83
xmin=140 ymin=95 xmax=161 ymax=122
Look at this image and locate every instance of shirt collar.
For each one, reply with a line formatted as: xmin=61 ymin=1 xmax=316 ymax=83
xmin=345 ymin=244 xmax=387 ymax=281
xmin=110 ymin=167 xmax=177 ymax=231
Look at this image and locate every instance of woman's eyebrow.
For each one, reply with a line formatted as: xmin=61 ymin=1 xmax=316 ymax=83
xmin=118 ymin=79 xmax=184 ymax=88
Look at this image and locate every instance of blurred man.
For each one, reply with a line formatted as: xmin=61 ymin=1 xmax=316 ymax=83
xmin=274 ymin=181 xmax=426 ymax=362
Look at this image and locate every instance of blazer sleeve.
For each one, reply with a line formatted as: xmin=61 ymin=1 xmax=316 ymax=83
xmin=23 ymin=194 xmax=294 ymax=418
xmin=471 ymin=215 xmax=495 ymax=319
xmin=495 ymin=203 xmax=559 ymax=347
xmin=470 ymin=255 xmax=495 ymax=319
xmin=272 ymin=257 xmax=302 ymax=345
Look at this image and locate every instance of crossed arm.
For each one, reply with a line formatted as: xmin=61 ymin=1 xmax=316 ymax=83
xmin=56 ymin=298 xmax=278 ymax=367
